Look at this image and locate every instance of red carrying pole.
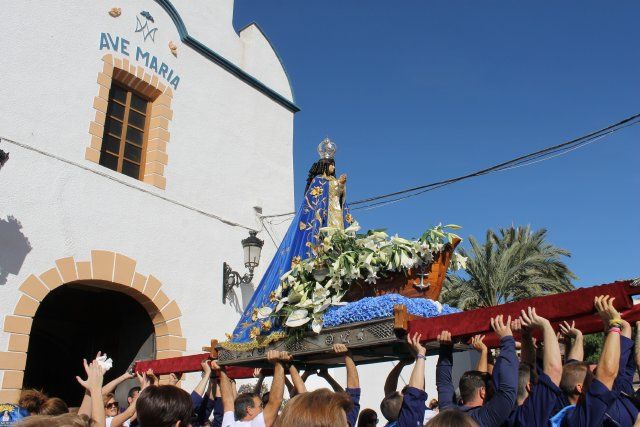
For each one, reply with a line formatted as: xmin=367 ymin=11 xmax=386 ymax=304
xmin=407 ymin=280 xmax=637 ymax=344
xmin=133 ymin=354 xmax=268 ymax=379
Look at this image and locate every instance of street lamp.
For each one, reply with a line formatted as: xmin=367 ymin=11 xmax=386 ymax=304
xmin=222 ymin=230 xmax=264 ymax=303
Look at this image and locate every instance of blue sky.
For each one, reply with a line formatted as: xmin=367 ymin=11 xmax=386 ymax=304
xmin=234 ymin=1 xmax=640 ymax=287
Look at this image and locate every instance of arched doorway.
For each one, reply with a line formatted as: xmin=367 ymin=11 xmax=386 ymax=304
xmin=23 ymin=283 xmax=155 ymax=406
xmin=0 ymin=251 xmax=186 ymax=405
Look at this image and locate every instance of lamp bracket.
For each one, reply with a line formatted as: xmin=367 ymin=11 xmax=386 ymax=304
xmin=222 ymin=262 xmax=255 ymax=304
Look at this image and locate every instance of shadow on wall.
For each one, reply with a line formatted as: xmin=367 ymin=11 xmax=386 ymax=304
xmin=0 ymin=215 xmax=32 ymax=285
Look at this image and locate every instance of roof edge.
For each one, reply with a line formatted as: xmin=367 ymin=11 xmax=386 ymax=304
xmin=238 ymin=22 xmax=296 ymax=105
xmin=154 ymin=0 xmax=299 ymax=113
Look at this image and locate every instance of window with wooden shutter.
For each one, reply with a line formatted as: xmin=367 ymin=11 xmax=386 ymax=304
xmin=99 ymin=83 xmax=150 ymax=179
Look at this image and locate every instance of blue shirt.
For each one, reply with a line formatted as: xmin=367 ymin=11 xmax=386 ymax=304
xmin=191 ymin=390 xmax=203 ymax=410
xmin=346 ymin=387 xmax=361 ymax=427
xmin=563 ymin=379 xmax=616 ymax=426
xmin=604 ymin=336 xmax=638 ymax=426
xmin=397 ymin=386 xmax=428 ymax=427
xmin=502 ymin=367 xmax=566 ymax=427
xmin=211 ymin=397 xmax=224 ymax=427
xmin=438 ymin=336 xmax=518 ymax=426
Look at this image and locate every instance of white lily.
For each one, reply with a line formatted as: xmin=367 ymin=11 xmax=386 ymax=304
xmin=400 ymin=251 xmax=416 ymax=269
xmin=345 ymin=221 xmax=361 ymax=233
xmin=257 ymin=307 xmax=273 ymax=319
xmin=313 ymin=300 xmax=331 ymax=313
xmin=391 ymin=235 xmax=412 ymax=245
xmin=287 ymin=288 xmax=303 ymax=304
xmin=311 ymin=314 xmax=324 ymax=333
xmin=275 ymin=297 xmax=288 ymax=313
xmin=312 ymin=284 xmax=330 ymax=303
xmin=296 ymin=298 xmax=314 ymax=308
xmin=286 ymin=309 xmax=311 ymax=327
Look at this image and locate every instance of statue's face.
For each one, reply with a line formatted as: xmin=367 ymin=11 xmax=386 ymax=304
xmin=328 ymin=163 xmax=335 ymax=174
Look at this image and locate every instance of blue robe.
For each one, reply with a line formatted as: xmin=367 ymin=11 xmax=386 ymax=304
xmin=221 ymin=175 xmax=352 ymax=350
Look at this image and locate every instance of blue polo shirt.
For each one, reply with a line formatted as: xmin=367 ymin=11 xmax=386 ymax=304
xmin=438 ymin=336 xmax=518 ymax=426
xmin=191 ymin=390 xmax=204 ymax=410
xmin=604 ymin=336 xmax=638 ymax=426
xmin=562 ymin=379 xmax=616 ymax=426
xmin=396 ymin=386 xmax=427 ymax=427
xmin=502 ymin=367 xmax=567 ymax=427
xmin=211 ymin=396 xmax=223 ymax=427
xmin=346 ymin=387 xmax=361 ymax=427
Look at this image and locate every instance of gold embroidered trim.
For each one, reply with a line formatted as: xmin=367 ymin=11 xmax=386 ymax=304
xmin=218 ymin=332 xmax=288 ymax=351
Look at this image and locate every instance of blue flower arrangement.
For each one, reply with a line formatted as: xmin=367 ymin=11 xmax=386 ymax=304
xmin=323 ymin=293 xmax=460 ymax=328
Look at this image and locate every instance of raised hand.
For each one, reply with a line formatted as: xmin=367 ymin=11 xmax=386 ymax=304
xmin=146 ymin=369 xmax=158 ymax=385
xmin=519 ymin=307 xmax=549 ymax=330
xmin=438 ymin=330 xmax=452 ymax=346
xmin=209 ymin=360 xmax=222 ymax=371
xmin=407 ymin=332 xmax=426 ymax=356
xmin=279 ymin=351 xmax=293 ymax=363
xmin=136 ymin=371 xmax=152 ymax=390
xmin=510 ymin=318 xmax=522 ymax=333
xmin=266 ymin=350 xmax=292 ymax=364
xmin=491 ymin=315 xmax=513 ymax=339
xmin=338 ymin=174 xmax=347 ymax=184
xmin=201 ymin=359 xmax=212 ymax=376
xmin=332 ymin=343 xmax=349 ymax=355
xmin=559 ymin=321 xmax=582 ymax=339
xmin=76 ymin=359 xmax=105 ymax=393
xmin=595 ymin=295 xmax=621 ymax=329
xmin=253 ymin=368 xmax=262 ymax=378
xmin=470 ymin=334 xmax=487 ymax=353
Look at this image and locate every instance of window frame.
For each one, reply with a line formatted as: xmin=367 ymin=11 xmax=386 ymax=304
xmin=99 ymin=81 xmax=152 ymax=180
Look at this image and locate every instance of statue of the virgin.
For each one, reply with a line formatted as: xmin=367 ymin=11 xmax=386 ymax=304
xmin=221 ymin=138 xmax=354 ymax=350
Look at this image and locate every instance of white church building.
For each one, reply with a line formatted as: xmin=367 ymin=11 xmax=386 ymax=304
xmin=0 ymin=0 xmax=474 ymax=417
xmin=0 ymin=0 xmax=296 ymax=405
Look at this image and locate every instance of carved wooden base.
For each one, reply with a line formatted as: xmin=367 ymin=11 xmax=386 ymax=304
xmin=217 ymin=304 xmax=470 ymax=368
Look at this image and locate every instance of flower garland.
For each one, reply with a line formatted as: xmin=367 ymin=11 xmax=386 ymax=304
xmin=256 ymin=222 xmax=467 ymax=335
xmin=323 ymin=294 xmax=461 ymax=328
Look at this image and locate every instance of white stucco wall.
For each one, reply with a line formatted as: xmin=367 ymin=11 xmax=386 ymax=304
xmin=0 ymin=0 xmax=294 ymax=394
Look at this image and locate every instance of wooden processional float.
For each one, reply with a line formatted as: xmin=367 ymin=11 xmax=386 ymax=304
xmin=134 ymin=240 xmax=639 ymax=376
xmin=213 ymin=239 xmax=473 ymax=369
xmin=134 ymin=239 xmax=464 ymax=376
xmin=135 ymin=278 xmax=640 ymax=378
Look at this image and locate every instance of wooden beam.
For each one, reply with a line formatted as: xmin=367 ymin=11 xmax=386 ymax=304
xmin=202 ymin=339 xmax=219 ymax=359
xmin=393 ymin=304 xmax=409 ymax=332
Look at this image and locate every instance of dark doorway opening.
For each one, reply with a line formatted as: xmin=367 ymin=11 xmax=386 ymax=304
xmin=24 ymin=283 xmax=155 ymax=406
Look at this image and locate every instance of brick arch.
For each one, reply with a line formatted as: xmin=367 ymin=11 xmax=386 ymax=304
xmin=0 ymin=250 xmax=185 ymax=403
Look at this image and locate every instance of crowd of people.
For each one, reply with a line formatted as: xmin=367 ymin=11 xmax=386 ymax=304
xmin=3 ymin=294 xmax=640 ymax=426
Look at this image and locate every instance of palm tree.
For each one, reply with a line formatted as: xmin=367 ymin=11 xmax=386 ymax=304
xmin=441 ymin=226 xmax=576 ymax=310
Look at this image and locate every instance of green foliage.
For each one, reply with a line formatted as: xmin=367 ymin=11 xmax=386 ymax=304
xmin=583 ymin=333 xmax=605 ymax=364
xmin=268 ymin=222 xmax=466 ymax=334
xmin=441 ymin=226 xmax=576 ymax=309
